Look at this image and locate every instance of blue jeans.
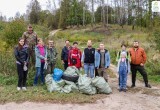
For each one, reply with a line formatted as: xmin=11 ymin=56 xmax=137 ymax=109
xmin=34 ymin=62 xmax=45 ymax=85
xmin=119 ymin=65 xmax=127 ymax=89
xmin=84 ymin=63 xmax=95 ymax=78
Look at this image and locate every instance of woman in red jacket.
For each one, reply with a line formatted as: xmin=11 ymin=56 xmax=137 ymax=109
xmin=68 ymin=42 xmax=82 ymax=69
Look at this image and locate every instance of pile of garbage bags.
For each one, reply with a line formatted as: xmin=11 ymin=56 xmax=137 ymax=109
xmin=45 ymin=66 xmax=112 ymax=95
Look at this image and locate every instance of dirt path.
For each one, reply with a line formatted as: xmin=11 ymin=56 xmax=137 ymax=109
xmin=0 ymin=64 xmax=160 ymax=110
xmin=0 ymin=30 xmax=160 ymax=110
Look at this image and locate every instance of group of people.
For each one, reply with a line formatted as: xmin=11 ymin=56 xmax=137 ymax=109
xmin=15 ymin=25 xmax=58 ymax=91
xmin=14 ymin=24 xmax=151 ymax=92
xmin=116 ymin=42 xmax=151 ymax=92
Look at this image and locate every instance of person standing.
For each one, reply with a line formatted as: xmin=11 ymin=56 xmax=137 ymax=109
xmin=116 ymin=44 xmax=131 ymax=87
xmin=34 ymin=38 xmax=47 ymax=86
xmin=129 ymin=41 xmax=151 ymax=88
xmin=116 ymin=44 xmax=131 ymax=62
xmin=22 ymin=24 xmax=38 ymax=66
xmin=61 ymin=40 xmax=72 ymax=70
xmin=117 ymin=52 xmax=130 ymax=92
xmin=81 ymin=40 xmax=96 ymax=78
xmin=68 ymin=42 xmax=82 ymax=69
xmin=47 ymin=40 xmax=58 ymax=74
xmin=96 ymin=43 xmax=110 ymax=82
xmin=14 ymin=37 xmax=29 ymax=91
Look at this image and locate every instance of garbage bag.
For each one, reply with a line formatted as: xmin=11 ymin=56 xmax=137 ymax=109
xmin=92 ymin=76 xmax=112 ymax=94
xmin=61 ymin=80 xmax=79 ymax=93
xmin=57 ymin=79 xmax=65 ymax=87
xmin=78 ymin=74 xmax=97 ymax=95
xmin=64 ymin=66 xmax=80 ymax=76
xmin=53 ymin=68 xmax=63 ymax=81
xmin=45 ymin=74 xmax=61 ymax=92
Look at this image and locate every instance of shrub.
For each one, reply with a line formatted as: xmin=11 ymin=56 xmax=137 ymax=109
xmin=3 ymin=19 xmax=26 ymax=49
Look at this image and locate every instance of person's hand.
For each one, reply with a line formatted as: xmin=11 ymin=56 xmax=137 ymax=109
xmin=81 ymin=63 xmax=84 ymax=67
xmin=140 ymin=63 xmax=144 ymax=66
xmin=24 ymin=61 xmax=27 ymax=65
xmin=44 ymin=58 xmax=47 ymax=62
xmin=62 ymin=60 xmax=64 ymax=64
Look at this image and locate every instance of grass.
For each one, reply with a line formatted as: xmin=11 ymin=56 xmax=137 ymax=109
xmin=0 ymin=24 xmax=160 ymax=104
xmin=0 ymin=85 xmax=107 ymax=104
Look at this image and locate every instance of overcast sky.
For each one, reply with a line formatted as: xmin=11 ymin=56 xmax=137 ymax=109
xmin=0 ymin=0 xmax=106 ymax=20
xmin=0 ymin=0 xmax=48 ymax=19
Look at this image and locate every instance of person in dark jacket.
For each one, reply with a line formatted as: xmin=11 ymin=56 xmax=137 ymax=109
xmin=61 ymin=40 xmax=72 ymax=70
xmin=81 ymin=40 xmax=96 ymax=78
xmin=14 ymin=37 xmax=29 ymax=91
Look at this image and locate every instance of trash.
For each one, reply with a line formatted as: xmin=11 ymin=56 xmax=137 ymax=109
xmin=92 ymin=76 xmax=112 ymax=94
xmin=63 ymin=66 xmax=80 ymax=75
xmin=45 ymin=74 xmax=61 ymax=92
xmin=53 ymin=68 xmax=63 ymax=81
xmin=78 ymin=74 xmax=97 ymax=95
xmin=62 ymin=66 xmax=80 ymax=82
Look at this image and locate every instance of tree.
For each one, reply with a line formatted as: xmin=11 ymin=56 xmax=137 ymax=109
xmin=27 ymin=0 xmax=41 ymax=24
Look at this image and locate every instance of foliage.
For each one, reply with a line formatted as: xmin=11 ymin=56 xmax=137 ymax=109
xmin=3 ymin=19 xmax=26 ymax=49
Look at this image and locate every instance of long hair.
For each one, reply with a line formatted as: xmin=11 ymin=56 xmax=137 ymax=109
xmin=18 ymin=37 xmax=24 ymax=50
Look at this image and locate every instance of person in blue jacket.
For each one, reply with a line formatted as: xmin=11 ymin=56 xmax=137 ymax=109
xmin=95 ymin=43 xmax=110 ymax=82
xmin=34 ymin=38 xmax=47 ymax=86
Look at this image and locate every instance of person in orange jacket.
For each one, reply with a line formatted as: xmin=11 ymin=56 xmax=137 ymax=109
xmin=68 ymin=42 xmax=82 ymax=69
xmin=129 ymin=41 xmax=151 ymax=88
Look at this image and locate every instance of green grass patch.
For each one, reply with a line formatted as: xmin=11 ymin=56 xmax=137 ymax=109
xmin=0 ymin=85 xmax=107 ymax=104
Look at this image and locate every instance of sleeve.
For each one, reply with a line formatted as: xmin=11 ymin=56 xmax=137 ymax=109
xmin=14 ymin=47 xmax=23 ymax=64
xmin=117 ymin=60 xmax=120 ymax=73
xmin=127 ymin=60 xmax=131 ymax=74
xmin=95 ymin=51 xmax=100 ymax=68
xmin=81 ymin=51 xmax=85 ymax=63
xmin=116 ymin=51 xmax=120 ymax=62
xmin=105 ymin=51 xmax=111 ymax=68
xmin=68 ymin=50 xmax=71 ymax=66
xmin=127 ymin=51 xmax=131 ymax=62
xmin=45 ymin=47 xmax=48 ymax=59
xmin=26 ymin=47 xmax=30 ymax=63
xmin=79 ymin=50 xmax=82 ymax=67
xmin=142 ymin=49 xmax=147 ymax=64
xmin=35 ymin=47 xmax=45 ymax=60
xmin=61 ymin=48 xmax=64 ymax=60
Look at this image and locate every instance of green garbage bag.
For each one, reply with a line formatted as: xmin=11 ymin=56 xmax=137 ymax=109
xmin=78 ymin=74 xmax=97 ymax=95
xmin=92 ymin=76 xmax=112 ymax=94
xmin=64 ymin=66 xmax=80 ymax=76
xmin=45 ymin=74 xmax=61 ymax=92
xmin=61 ymin=80 xmax=79 ymax=93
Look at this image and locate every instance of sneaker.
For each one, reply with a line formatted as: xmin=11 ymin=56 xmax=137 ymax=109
xmin=119 ymin=89 xmax=123 ymax=92
xmin=123 ymin=89 xmax=127 ymax=92
xmin=17 ymin=87 xmax=21 ymax=91
xmin=145 ymin=84 xmax=151 ymax=88
xmin=22 ymin=87 xmax=27 ymax=91
xmin=131 ymin=85 xmax=135 ymax=88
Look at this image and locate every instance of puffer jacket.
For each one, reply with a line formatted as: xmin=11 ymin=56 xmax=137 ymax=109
xmin=129 ymin=47 xmax=147 ymax=65
xmin=14 ymin=45 xmax=29 ymax=65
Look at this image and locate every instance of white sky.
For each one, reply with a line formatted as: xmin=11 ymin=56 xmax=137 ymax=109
xmin=0 ymin=0 xmax=48 ymax=19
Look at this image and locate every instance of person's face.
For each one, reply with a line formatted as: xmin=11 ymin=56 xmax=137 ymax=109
xmin=99 ymin=44 xmax=104 ymax=50
xmin=121 ymin=45 xmax=126 ymax=51
xmin=121 ymin=54 xmax=126 ymax=58
xmin=19 ymin=39 xmax=24 ymax=46
xmin=48 ymin=41 xmax=54 ymax=47
xmin=73 ymin=44 xmax=78 ymax=48
xmin=65 ymin=41 xmax=70 ymax=46
xmin=133 ymin=42 xmax=139 ymax=48
xmin=87 ymin=41 xmax=92 ymax=47
xmin=28 ymin=27 xmax=33 ymax=34
xmin=38 ymin=39 xmax=43 ymax=45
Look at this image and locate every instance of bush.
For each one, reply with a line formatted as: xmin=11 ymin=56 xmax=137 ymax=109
xmin=3 ymin=19 xmax=26 ymax=49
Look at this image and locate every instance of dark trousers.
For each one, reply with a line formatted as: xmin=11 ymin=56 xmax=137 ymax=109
xmin=64 ymin=61 xmax=68 ymax=70
xmin=47 ymin=63 xmax=55 ymax=74
xmin=131 ymin=64 xmax=148 ymax=86
xmin=17 ymin=64 xmax=28 ymax=87
xmin=95 ymin=68 xmax=99 ymax=76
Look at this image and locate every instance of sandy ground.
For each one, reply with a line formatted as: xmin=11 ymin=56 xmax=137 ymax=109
xmin=0 ymin=64 xmax=160 ymax=110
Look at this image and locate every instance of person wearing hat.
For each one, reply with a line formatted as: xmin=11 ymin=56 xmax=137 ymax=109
xmin=22 ymin=24 xmax=38 ymax=66
xmin=117 ymin=52 xmax=130 ymax=92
